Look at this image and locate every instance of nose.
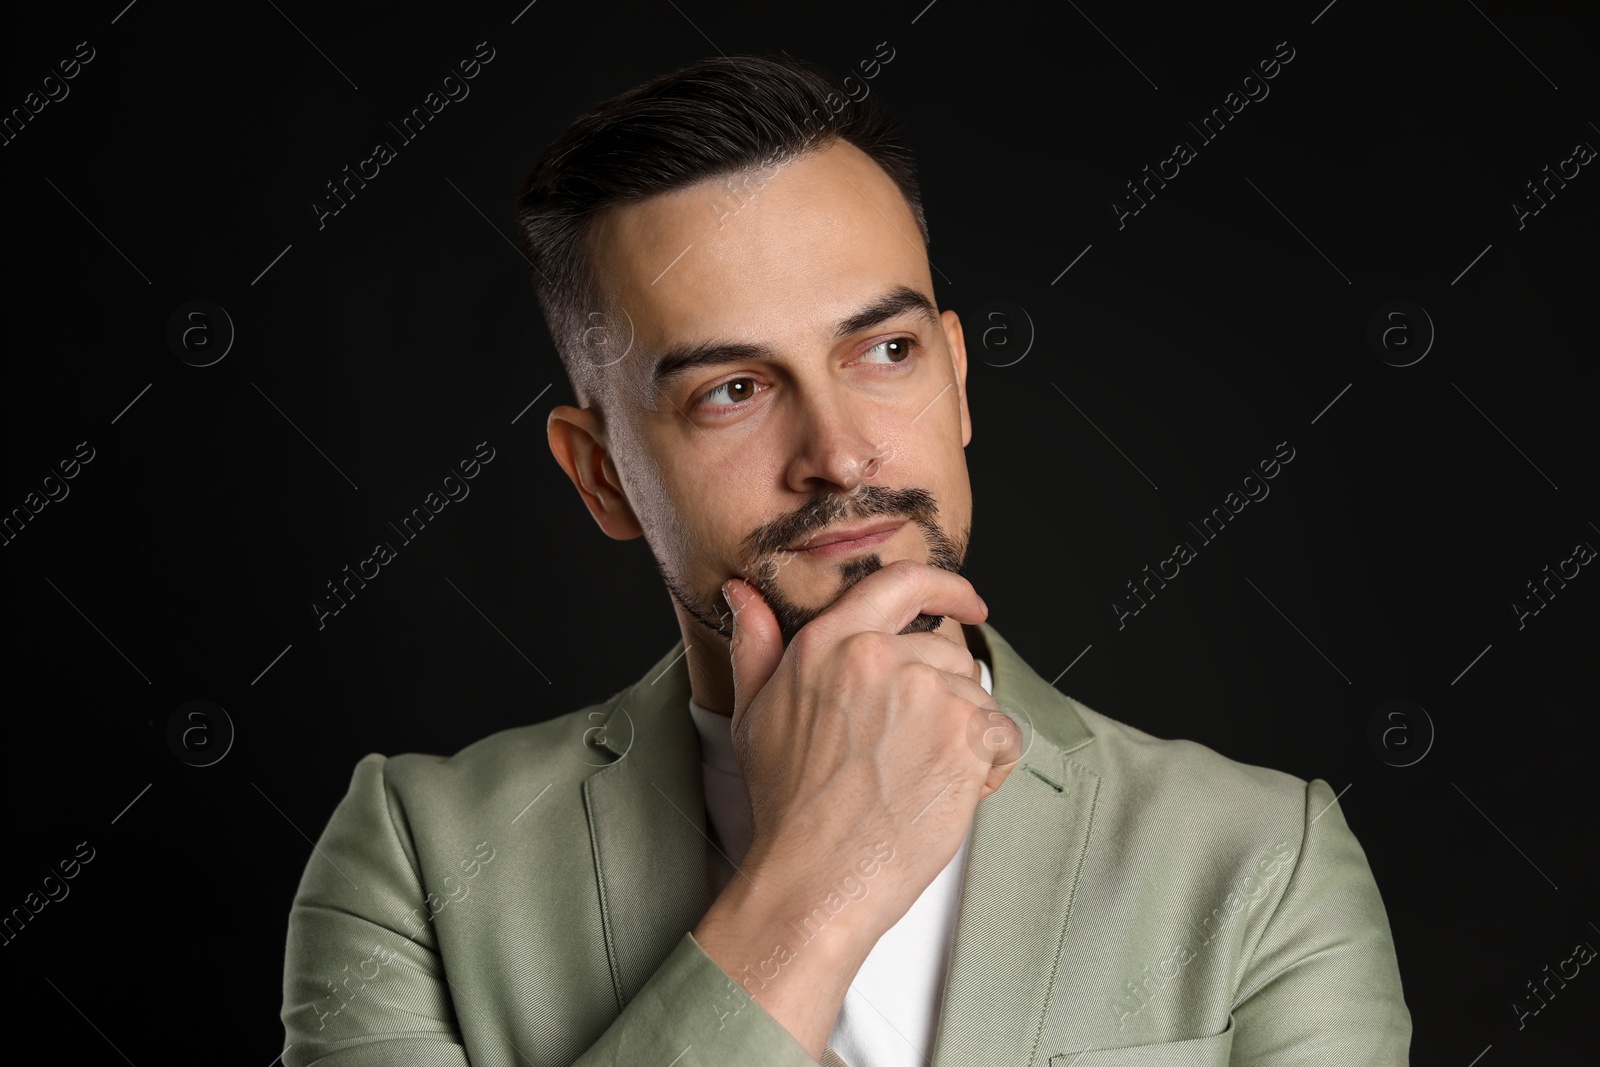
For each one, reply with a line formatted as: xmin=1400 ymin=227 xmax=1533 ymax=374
xmin=783 ymin=391 xmax=886 ymax=496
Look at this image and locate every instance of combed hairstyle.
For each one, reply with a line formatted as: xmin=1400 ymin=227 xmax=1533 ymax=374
xmin=512 ymin=53 xmax=930 ymax=416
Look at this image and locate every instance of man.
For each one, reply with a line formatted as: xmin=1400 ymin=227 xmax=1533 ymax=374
xmin=280 ymin=54 xmax=1411 ymax=1065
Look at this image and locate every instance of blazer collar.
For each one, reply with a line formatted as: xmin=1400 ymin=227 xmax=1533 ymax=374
xmin=582 ymin=622 xmax=1102 ymax=1066
xmin=928 ymin=623 xmax=1103 ymax=1066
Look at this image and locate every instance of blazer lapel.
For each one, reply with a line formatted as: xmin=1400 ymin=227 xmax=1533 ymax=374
xmin=930 ymin=622 xmax=1102 ymax=1067
xmin=580 ymin=621 xmax=1102 ymax=1067
xmin=582 ymin=638 xmax=713 ymax=1007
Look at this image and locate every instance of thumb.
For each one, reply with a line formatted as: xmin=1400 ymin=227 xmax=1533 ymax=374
xmin=722 ymin=577 xmax=782 ymax=727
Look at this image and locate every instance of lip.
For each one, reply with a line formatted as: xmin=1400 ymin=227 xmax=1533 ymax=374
xmin=790 ymin=518 xmax=907 ymax=556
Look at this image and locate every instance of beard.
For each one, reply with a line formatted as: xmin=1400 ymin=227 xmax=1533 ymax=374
xmin=658 ymin=483 xmax=971 ymax=647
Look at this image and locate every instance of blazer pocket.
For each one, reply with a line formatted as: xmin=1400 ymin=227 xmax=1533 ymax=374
xmin=1048 ymin=1015 xmax=1234 ymax=1067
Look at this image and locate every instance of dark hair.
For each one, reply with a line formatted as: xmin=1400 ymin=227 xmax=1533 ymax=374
xmin=513 ymin=53 xmax=929 ymax=414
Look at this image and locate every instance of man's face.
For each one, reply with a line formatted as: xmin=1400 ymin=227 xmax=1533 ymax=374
xmin=576 ymin=139 xmax=974 ymax=646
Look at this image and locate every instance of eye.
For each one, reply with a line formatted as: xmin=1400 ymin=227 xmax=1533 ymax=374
xmin=698 ymin=376 xmax=762 ymax=408
xmin=692 ymin=336 xmax=920 ymax=413
xmin=861 ymin=337 xmax=916 ymax=364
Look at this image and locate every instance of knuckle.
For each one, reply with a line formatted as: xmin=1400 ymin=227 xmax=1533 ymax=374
xmin=887 ymin=556 xmax=926 ymax=580
xmin=833 ymin=628 xmax=881 ymax=667
xmin=972 ymin=704 xmax=1021 ymax=748
xmin=790 ymin=624 xmax=826 ymax=659
xmin=905 ymin=660 xmax=949 ymax=697
xmin=888 ymin=557 xmax=932 ymax=595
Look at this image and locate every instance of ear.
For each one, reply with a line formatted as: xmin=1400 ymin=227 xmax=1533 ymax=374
xmin=547 ymin=404 xmax=644 ymax=540
xmin=940 ymin=309 xmax=972 ymax=447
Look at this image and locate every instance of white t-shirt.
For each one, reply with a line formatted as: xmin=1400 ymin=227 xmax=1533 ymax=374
xmin=687 ymin=658 xmax=994 ymax=1067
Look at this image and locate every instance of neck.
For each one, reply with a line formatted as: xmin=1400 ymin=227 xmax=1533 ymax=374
xmin=681 ymin=609 xmax=987 ymax=717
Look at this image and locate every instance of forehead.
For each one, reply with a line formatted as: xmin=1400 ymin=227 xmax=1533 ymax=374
xmin=586 ymin=140 xmax=931 ymax=386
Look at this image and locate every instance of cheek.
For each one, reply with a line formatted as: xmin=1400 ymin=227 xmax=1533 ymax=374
xmin=903 ymin=428 xmax=969 ymax=494
xmin=608 ymin=429 xmax=678 ymax=524
xmin=660 ymin=452 xmax=773 ymax=549
xmin=644 ymin=475 xmax=745 ymax=575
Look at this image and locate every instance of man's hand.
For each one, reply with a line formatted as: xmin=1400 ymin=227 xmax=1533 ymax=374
xmin=692 ymin=558 xmax=1021 ymax=1058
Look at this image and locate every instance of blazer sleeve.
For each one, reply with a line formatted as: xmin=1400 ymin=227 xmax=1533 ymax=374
xmin=280 ymin=754 xmax=820 ymax=1067
xmin=1227 ymin=777 xmax=1413 ymax=1066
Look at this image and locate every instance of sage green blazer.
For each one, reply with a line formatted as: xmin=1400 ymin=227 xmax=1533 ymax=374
xmin=280 ymin=622 xmax=1411 ymax=1065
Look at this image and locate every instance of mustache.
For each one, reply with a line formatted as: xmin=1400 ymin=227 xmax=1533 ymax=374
xmin=742 ymin=485 xmax=939 ymax=560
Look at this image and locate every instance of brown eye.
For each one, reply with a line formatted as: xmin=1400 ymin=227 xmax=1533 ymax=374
xmin=700 ymin=376 xmax=761 ymax=407
xmin=862 ymin=338 xmax=914 ymax=363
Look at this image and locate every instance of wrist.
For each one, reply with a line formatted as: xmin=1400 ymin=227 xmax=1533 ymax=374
xmin=695 ymin=858 xmax=875 ymax=997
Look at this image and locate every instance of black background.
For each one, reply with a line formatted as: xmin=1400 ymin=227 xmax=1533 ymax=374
xmin=3 ymin=0 xmax=1596 ymax=1062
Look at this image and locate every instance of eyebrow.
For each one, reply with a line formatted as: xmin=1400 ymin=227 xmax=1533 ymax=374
xmin=647 ymin=285 xmax=940 ymax=403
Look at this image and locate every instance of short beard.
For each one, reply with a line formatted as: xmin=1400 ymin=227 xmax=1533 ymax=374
xmin=658 ymin=485 xmax=971 ymax=648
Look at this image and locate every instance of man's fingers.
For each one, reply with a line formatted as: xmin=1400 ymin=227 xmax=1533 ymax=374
xmin=823 ymin=558 xmax=987 ymax=638
xmin=940 ymin=669 xmax=1023 ymax=772
xmin=725 ymin=578 xmax=783 ymax=728
xmin=894 ymin=629 xmax=978 ymax=681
